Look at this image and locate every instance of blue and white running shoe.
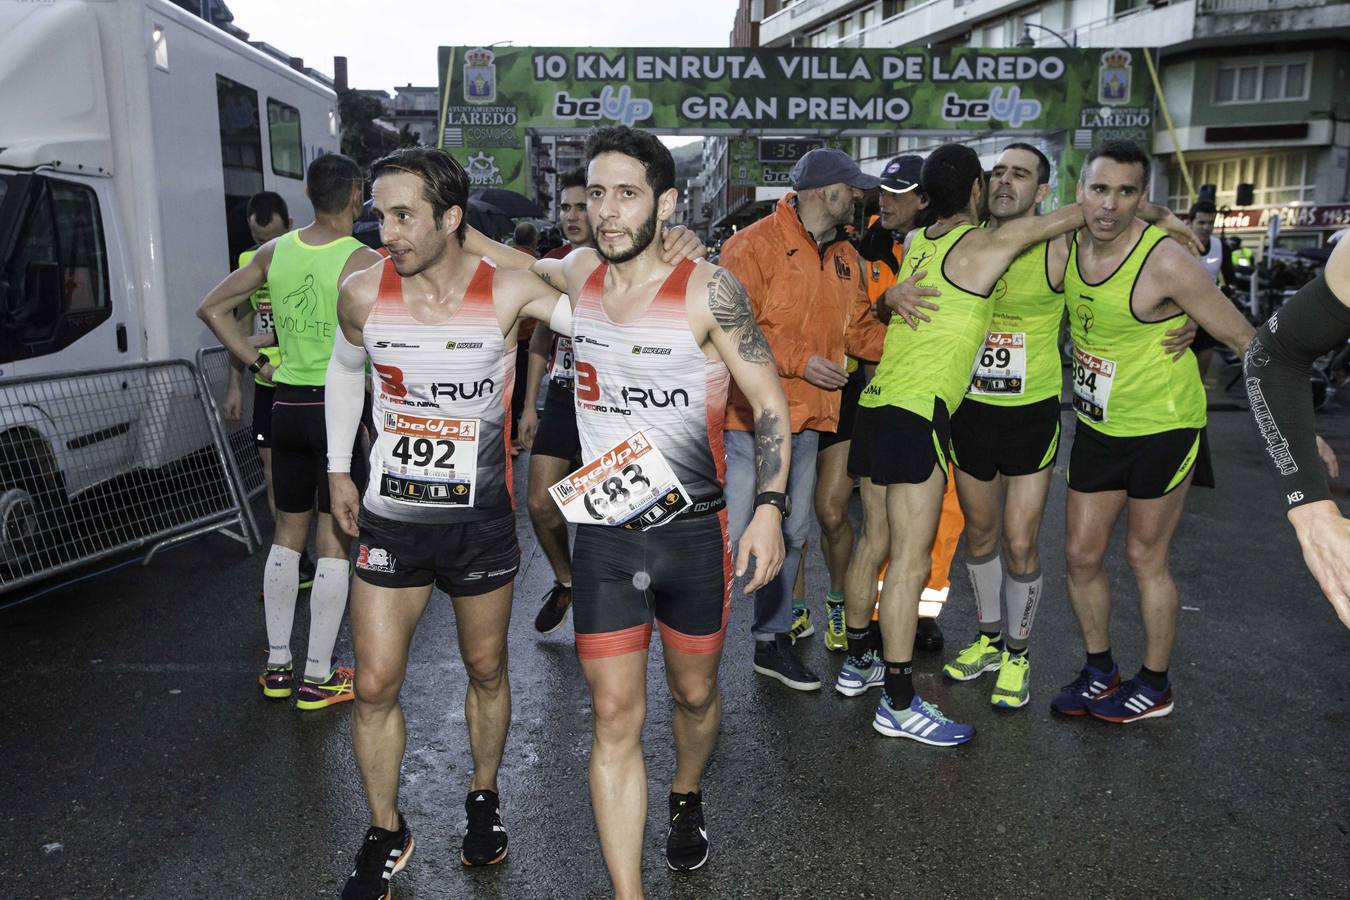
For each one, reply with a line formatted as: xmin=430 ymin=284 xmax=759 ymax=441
xmin=1049 ymin=664 xmax=1120 ymax=716
xmin=835 ymin=649 xmax=885 ymax=697
xmin=1087 ymin=676 xmax=1173 ymax=724
xmin=873 ymin=692 xmax=974 ymax=746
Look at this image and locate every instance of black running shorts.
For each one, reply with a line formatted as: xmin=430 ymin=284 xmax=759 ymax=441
xmin=251 ymin=382 xmax=275 ymax=448
xmin=848 ymin=400 xmax=951 ymax=485
xmin=572 ymin=509 xmax=730 ymax=659
xmin=271 ymin=384 xmax=366 ymax=514
xmin=531 ymin=379 xmax=581 ymax=463
xmin=354 ymin=508 xmax=520 ymax=596
xmin=951 ymin=395 xmax=1062 ymax=482
xmin=1067 ymin=423 xmax=1200 ymax=499
xmin=818 ymin=368 xmax=865 ymax=452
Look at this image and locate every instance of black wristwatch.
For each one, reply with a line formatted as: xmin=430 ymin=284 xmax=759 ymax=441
xmin=754 ymin=491 xmax=791 ymax=518
xmin=247 ymin=353 xmax=269 ymax=374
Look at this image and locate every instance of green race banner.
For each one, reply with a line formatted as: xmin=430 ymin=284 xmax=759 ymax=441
xmin=438 ymin=46 xmax=1154 ymax=202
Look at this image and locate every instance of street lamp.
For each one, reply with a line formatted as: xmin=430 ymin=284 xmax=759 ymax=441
xmin=1015 ymin=23 xmax=1076 ymax=48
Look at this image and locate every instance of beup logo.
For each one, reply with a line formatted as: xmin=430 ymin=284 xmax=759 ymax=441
xmin=553 ymin=86 xmax=654 ymax=127
xmin=1098 ymin=49 xmax=1132 ymax=106
xmin=942 ymin=87 xmax=1041 ymax=128
xmin=465 ymin=152 xmax=502 ymax=187
xmin=463 ymin=47 xmax=497 ymax=105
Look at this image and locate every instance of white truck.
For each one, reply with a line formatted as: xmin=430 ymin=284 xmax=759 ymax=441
xmin=0 ymin=0 xmax=339 ymax=568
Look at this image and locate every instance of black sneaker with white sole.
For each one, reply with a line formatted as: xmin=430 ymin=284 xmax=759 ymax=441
xmin=752 ymin=634 xmax=823 ymax=691
xmin=533 ymin=582 xmax=572 ymax=634
xmin=461 ymin=789 xmax=509 ymax=866
xmin=341 ymin=814 xmax=415 ymax=900
xmin=665 ymin=791 xmax=709 ymax=872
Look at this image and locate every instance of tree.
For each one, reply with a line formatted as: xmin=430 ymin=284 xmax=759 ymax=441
xmin=338 ymin=89 xmax=414 ymax=170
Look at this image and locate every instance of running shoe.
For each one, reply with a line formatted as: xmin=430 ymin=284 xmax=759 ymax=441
xmin=341 ymin=815 xmax=415 ymax=900
xmin=873 ymin=692 xmax=974 ymax=746
xmin=788 ymin=604 xmax=815 ymax=642
xmin=295 ymin=665 xmax=355 ymax=710
xmin=835 ymin=648 xmax=885 ymax=697
xmin=943 ymin=634 xmax=1003 ymax=682
xmin=298 ymin=551 xmax=316 ymax=591
xmin=752 ymin=635 xmax=822 ymax=691
xmin=533 ymin=582 xmax=573 ymax=634
xmin=665 ymin=791 xmax=709 ymax=872
xmin=824 ymin=600 xmax=848 ymax=652
xmin=915 ymin=616 xmax=944 ymax=652
xmin=461 ymin=789 xmax=509 ymax=866
xmin=258 ymin=664 xmax=293 ymax=699
xmin=1087 ymin=676 xmax=1174 ymax=724
xmin=989 ymin=651 xmax=1030 ymax=709
xmin=1049 ymin=664 xmax=1121 ymax=716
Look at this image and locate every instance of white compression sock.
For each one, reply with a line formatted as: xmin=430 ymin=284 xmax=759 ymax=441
xmin=1005 ymin=569 xmax=1043 ymax=644
xmin=966 ymin=552 xmax=1004 ymax=630
xmin=263 ymin=545 xmax=300 ymax=668
xmin=304 ymin=557 xmax=351 ymax=681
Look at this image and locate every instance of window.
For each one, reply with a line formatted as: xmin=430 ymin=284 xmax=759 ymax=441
xmin=216 ymin=76 xmax=263 ymax=270
xmin=267 ymin=98 xmax=304 ymax=179
xmin=1 ymin=178 xmax=111 ymax=364
xmin=877 ymin=135 xmax=899 ymax=158
xmin=1166 ymin=150 xmax=1317 ymax=210
xmin=1113 ymin=0 xmax=1147 ymax=15
xmin=1215 ymin=55 xmax=1311 ymax=104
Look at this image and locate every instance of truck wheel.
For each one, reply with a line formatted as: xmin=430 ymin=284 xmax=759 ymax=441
xmin=0 ymin=430 xmax=68 ymax=570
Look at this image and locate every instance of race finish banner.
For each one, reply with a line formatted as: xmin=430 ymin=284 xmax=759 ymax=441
xmin=438 ymin=46 xmax=1153 ymax=203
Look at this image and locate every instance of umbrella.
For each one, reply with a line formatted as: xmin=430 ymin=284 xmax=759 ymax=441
xmin=470 ymin=188 xmax=543 ymax=219
xmin=466 ymin=196 xmax=516 ymax=241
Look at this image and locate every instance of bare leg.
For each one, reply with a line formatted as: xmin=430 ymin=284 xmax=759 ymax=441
xmin=581 ymin=650 xmax=649 ymax=900
xmin=663 ymin=643 xmax=723 ymax=795
xmin=1124 ymin=477 xmax=1192 ymax=671
xmin=259 ymin=446 xmax=276 ymax=520
xmin=844 ymin=478 xmax=889 ymax=631
xmin=527 ymin=454 xmax=574 ymax=584
xmin=877 ymin=466 xmax=945 ymax=662
xmin=1001 ymin=467 xmax=1055 ymax=577
xmin=953 ymin=470 xmax=1002 ymax=560
xmin=1064 ymin=488 xmax=1129 ymax=654
xmin=814 ymin=441 xmax=855 ymax=595
xmin=452 ymin=582 xmax=514 ymax=792
xmin=350 ymin=580 xmax=433 ymax=830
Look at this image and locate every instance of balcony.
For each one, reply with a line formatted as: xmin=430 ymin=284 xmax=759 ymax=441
xmin=1195 ymin=0 xmax=1349 ymax=39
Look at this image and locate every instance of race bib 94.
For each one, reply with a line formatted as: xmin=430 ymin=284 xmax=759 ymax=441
xmin=1071 ymin=348 xmax=1115 ymax=423
xmin=550 ymin=431 xmax=690 ymax=531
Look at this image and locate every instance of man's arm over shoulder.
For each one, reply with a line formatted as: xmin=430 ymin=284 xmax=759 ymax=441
xmin=1150 ymin=239 xmax=1253 ymax=355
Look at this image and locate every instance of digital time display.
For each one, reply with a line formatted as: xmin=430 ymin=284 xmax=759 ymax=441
xmin=758 ymin=139 xmax=824 ymax=164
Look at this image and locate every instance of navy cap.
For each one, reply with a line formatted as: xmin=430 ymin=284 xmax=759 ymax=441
xmin=790 ymin=148 xmax=881 ymax=192
xmin=879 ymin=155 xmax=924 ymax=194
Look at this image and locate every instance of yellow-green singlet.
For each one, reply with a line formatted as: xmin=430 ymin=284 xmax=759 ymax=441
xmin=966 ymin=239 xmax=1065 ymax=407
xmin=1065 ymin=225 xmax=1205 ymax=437
xmin=268 ymin=231 xmax=365 ymax=387
xmin=860 ymin=223 xmax=992 ymax=420
xmin=238 ymin=247 xmax=280 ymax=387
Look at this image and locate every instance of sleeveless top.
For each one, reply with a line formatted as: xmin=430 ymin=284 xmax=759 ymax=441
xmin=966 ymin=238 xmax=1066 ymax=407
xmin=239 ymin=247 xmax=280 ymax=387
xmin=269 ymin=230 xmax=365 ymax=386
xmin=1065 ymin=225 xmax=1206 ymax=436
xmin=572 ymin=259 xmax=729 ymax=500
xmin=362 ymin=258 xmax=516 ymax=523
xmin=861 ymin=223 xmax=991 ymax=420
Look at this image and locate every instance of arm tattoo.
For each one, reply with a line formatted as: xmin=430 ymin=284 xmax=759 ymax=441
xmin=754 ymin=408 xmax=785 ymax=492
xmin=537 ymin=269 xmax=562 ymax=291
xmin=708 ymin=268 xmax=773 ymax=364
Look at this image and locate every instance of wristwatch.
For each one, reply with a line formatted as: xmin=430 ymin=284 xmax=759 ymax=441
xmin=754 ymin=491 xmax=791 ymax=518
xmin=247 ymin=353 xmax=269 ymax=374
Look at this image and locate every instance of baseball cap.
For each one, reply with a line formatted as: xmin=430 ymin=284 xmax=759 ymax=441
xmin=879 ymin=155 xmax=923 ymax=194
xmin=790 ymin=148 xmax=881 ymax=192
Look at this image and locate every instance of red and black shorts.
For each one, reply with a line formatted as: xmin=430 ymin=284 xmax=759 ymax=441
xmin=572 ymin=508 xmax=731 ymax=659
xmin=354 ymin=508 xmax=520 ymax=597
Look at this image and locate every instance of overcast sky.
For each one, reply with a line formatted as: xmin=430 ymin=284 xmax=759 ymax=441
xmin=225 ymin=0 xmax=740 ymax=92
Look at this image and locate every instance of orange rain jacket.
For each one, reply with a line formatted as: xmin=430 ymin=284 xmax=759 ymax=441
xmin=720 ymin=194 xmax=884 ymax=434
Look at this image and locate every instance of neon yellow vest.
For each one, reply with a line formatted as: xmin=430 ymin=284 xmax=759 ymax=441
xmin=239 ymin=248 xmax=281 ymax=386
xmin=966 ymin=238 xmax=1065 ymax=407
xmin=1065 ymin=226 xmax=1206 ymax=436
xmin=268 ymin=231 xmax=364 ymax=387
xmin=860 ymin=223 xmax=991 ymax=420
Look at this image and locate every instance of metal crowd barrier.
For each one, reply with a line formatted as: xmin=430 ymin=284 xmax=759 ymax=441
xmin=0 ymin=357 xmax=261 ymax=596
xmin=194 ymin=346 xmax=269 ymax=505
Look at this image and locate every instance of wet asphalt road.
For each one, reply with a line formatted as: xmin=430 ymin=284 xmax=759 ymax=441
xmin=3 ymin=383 xmax=1348 ymax=900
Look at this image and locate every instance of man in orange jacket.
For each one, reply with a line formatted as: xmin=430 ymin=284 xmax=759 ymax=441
xmin=849 ymin=155 xmax=964 ymax=652
xmin=720 ymin=149 xmax=880 ymax=691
